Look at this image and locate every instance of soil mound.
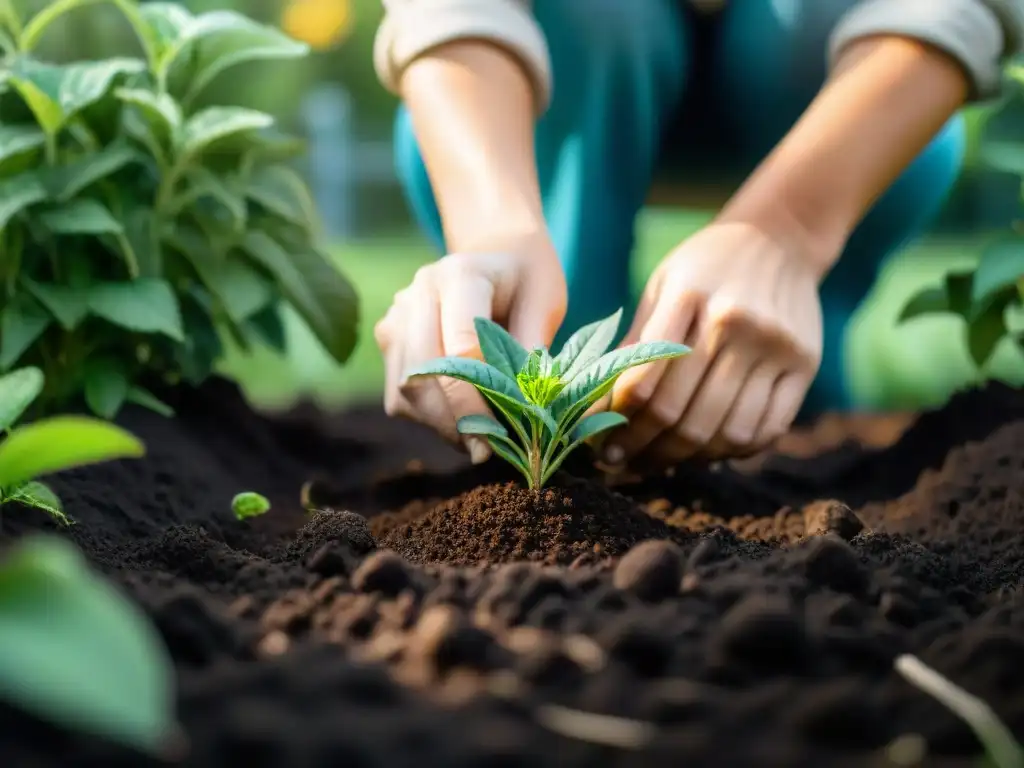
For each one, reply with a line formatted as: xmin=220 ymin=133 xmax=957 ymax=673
xmin=372 ymin=478 xmax=689 ymax=565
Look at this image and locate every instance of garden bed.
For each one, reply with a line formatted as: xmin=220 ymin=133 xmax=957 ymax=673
xmin=1 ymin=377 xmax=1023 ymax=767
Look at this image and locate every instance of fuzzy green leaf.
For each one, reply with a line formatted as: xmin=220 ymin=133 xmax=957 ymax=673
xmin=45 ymin=141 xmax=141 ymax=201
xmin=979 ymin=138 xmax=1024 ymax=176
xmin=0 ymin=124 xmax=45 ymax=172
xmin=571 ymin=411 xmax=628 ymax=442
xmin=553 ymin=341 xmax=690 ymax=416
xmin=231 ymin=491 xmax=270 ymax=521
xmin=5 ymin=481 xmax=68 ymax=525
xmin=171 ymin=231 xmax=272 ymax=323
xmin=83 ymin=358 xmax=129 ymax=420
xmin=245 ymin=165 xmax=317 ymax=231
xmin=972 ymin=236 xmax=1024 ymax=315
xmin=0 ymin=295 xmax=50 ymax=369
xmin=21 ymin=278 xmax=90 ymax=330
xmin=241 ymin=232 xmax=358 ymax=363
xmin=38 ymin=198 xmax=122 ymax=235
xmin=473 ymin=317 xmax=528 ymax=379
xmin=0 ymin=171 xmax=47 ymax=229
xmin=0 ymin=535 xmax=177 ymax=754
xmin=553 ymin=308 xmax=622 ymax=380
xmin=87 ymin=279 xmax=184 ymax=341
xmin=456 ymin=413 xmax=509 ymax=440
xmin=0 ymin=416 xmax=144 ymax=489
xmin=178 ymin=106 xmax=273 ymax=160
xmin=0 ymin=367 xmax=44 ymax=431
xmin=6 ymin=57 xmax=63 ymax=135
xmin=405 ymin=356 xmax=525 ymax=406
xmin=139 ymin=2 xmax=193 ymax=59
xmin=245 ymin=304 xmax=287 ymax=353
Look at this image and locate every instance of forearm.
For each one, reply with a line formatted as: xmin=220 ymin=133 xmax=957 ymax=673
xmin=720 ymin=36 xmax=969 ymax=277
xmin=399 ymin=41 xmax=545 ymax=253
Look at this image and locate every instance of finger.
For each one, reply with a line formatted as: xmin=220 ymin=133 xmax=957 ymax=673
xmin=507 ymin=281 xmax=565 ymax=350
xmin=397 ymin=283 xmax=463 ymax=444
xmin=440 ymin=267 xmax=495 ymax=358
xmin=647 ymin=344 xmax=756 ymax=465
xmin=611 ymin=295 xmax=697 ymax=419
xmin=753 ymin=370 xmax=809 ymax=448
xmin=719 ymin=362 xmax=782 ymax=447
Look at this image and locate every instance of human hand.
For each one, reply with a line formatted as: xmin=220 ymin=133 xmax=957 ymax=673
xmin=604 ymin=221 xmax=826 ymax=467
xmin=375 ymin=235 xmax=567 ymax=463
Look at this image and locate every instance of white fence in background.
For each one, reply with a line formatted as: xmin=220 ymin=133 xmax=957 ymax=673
xmin=300 ymin=83 xmax=397 ymax=240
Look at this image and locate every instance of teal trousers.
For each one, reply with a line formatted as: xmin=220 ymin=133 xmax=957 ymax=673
xmin=393 ymin=0 xmax=965 ymax=416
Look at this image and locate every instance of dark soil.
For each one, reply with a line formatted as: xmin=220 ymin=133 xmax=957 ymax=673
xmin=2 ymin=376 xmax=1024 ymax=767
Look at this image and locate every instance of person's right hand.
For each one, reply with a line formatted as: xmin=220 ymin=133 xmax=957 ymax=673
xmin=375 ymin=235 xmax=567 ymax=463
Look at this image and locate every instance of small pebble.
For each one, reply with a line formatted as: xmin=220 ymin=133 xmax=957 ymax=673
xmin=802 ymin=535 xmax=869 ymax=595
xmin=613 ymin=540 xmax=684 ymax=601
xmin=802 ymin=500 xmax=865 ymax=540
xmin=352 ymin=550 xmax=415 ymax=597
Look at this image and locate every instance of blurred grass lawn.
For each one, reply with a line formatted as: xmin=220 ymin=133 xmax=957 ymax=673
xmin=220 ymin=208 xmax=1024 ymax=412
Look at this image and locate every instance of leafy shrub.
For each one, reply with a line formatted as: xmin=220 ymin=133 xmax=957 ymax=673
xmin=0 ymin=0 xmax=359 ymax=418
xmin=406 ymin=309 xmax=689 ymax=489
xmin=0 ymin=365 xmax=144 ymax=525
xmin=900 ymin=63 xmax=1024 ymax=368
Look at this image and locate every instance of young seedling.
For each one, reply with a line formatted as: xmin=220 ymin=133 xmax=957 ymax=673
xmin=0 ymin=367 xmax=145 ymax=526
xmin=404 ymin=308 xmax=689 ymax=489
xmin=232 ymin=491 xmax=271 ymax=521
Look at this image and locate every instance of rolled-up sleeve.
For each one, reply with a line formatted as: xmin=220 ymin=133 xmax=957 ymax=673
xmin=374 ymin=0 xmax=553 ymax=113
xmin=829 ymin=0 xmax=1024 ymax=101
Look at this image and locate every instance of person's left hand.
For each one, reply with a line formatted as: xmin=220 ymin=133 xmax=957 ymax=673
xmin=603 ymin=220 xmax=828 ymax=468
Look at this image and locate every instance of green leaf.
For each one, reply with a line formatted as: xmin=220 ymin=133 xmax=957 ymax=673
xmin=0 ymin=366 xmax=43 ymax=430
xmin=898 ymin=271 xmax=975 ymax=324
xmin=21 ymin=276 xmax=91 ymax=327
xmin=0 ymin=295 xmax=50 ymax=369
xmin=0 ymin=535 xmax=177 ymax=754
xmin=139 ymin=1 xmax=193 ymax=62
xmin=83 ymin=358 xmax=129 ymax=420
xmin=245 ymin=304 xmax=286 ymax=353
xmin=553 ymin=341 xmax=690 ymax=416
xmin=0 ymin=171 xmax=47 ymax=229
xmin=38 ymin=198 xmax=122 ymax=235
xmin=553 ymin=308 xmax=622 ymax=380
xmin=456 ymin=413 xmax=509 ymax=440
xmin=231 ymin=491 xmax=270 ymax=521
xmin=178 ymin=106 xmax=273 ymax=160
xmin=0 ymin=124 xmax=45 ymax=172
xmin=180 ymin=167 xmax=246 ymax=230
xmin=45 ymin=141 xmax=141 ymax=201
xmin=88 ymin=279 xmax=184 ymax=341
xmin=241 ymin=232 xmax=358 ymax=363
xmin=404 ymin=356 xmax=525 ymax=407
xmin=0 ymin=416 xmax=144 ymax=488
xmin=162 ymin=10 xmax=308 ymax=103
xmin=125 ymin=387 xmax=174 ymax=418
xmin=979 ymin=139 xmax=1024 ymax=176
xmin=115 ymin=87 xmax=181 ymax=149
xmin=21 ymin=278 xmax=89 ymax=330
xmin=966 ymin=288 xmax=1016 ymax=369
xmin=245 ymin=164 xmax=317 ymax=231
xmin=6 ymin=480 xmax=68 ymax=524
xmin=972 ymin=236 xmax=1024 ymax=316
xmin=7 ymin=57 xmax=145 ymax=136
xmin=571 ymin=411 xmax=628 ymax=442
xmin=175 ymin=290 xmax=222 ymax=385
xmin=473 ymin=317 xmax=528 ymax=380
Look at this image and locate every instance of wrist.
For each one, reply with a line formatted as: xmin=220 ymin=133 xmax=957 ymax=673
xmin=716 ymin=194 xmax=847 ymax=283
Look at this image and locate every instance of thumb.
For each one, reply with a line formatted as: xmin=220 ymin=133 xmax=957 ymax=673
xmin=506 ymin=284 xmax=565 ymax=350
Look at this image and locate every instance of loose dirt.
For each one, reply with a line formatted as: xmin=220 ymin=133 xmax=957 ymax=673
xmin=1 ymin=378 xmax=1023 ymax=767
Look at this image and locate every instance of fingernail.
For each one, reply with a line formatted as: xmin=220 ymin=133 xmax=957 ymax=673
xmin=467 ymin=437 xmax=491 ymax=465
xmin=602 ymin=444 xmax=625 ymax=465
